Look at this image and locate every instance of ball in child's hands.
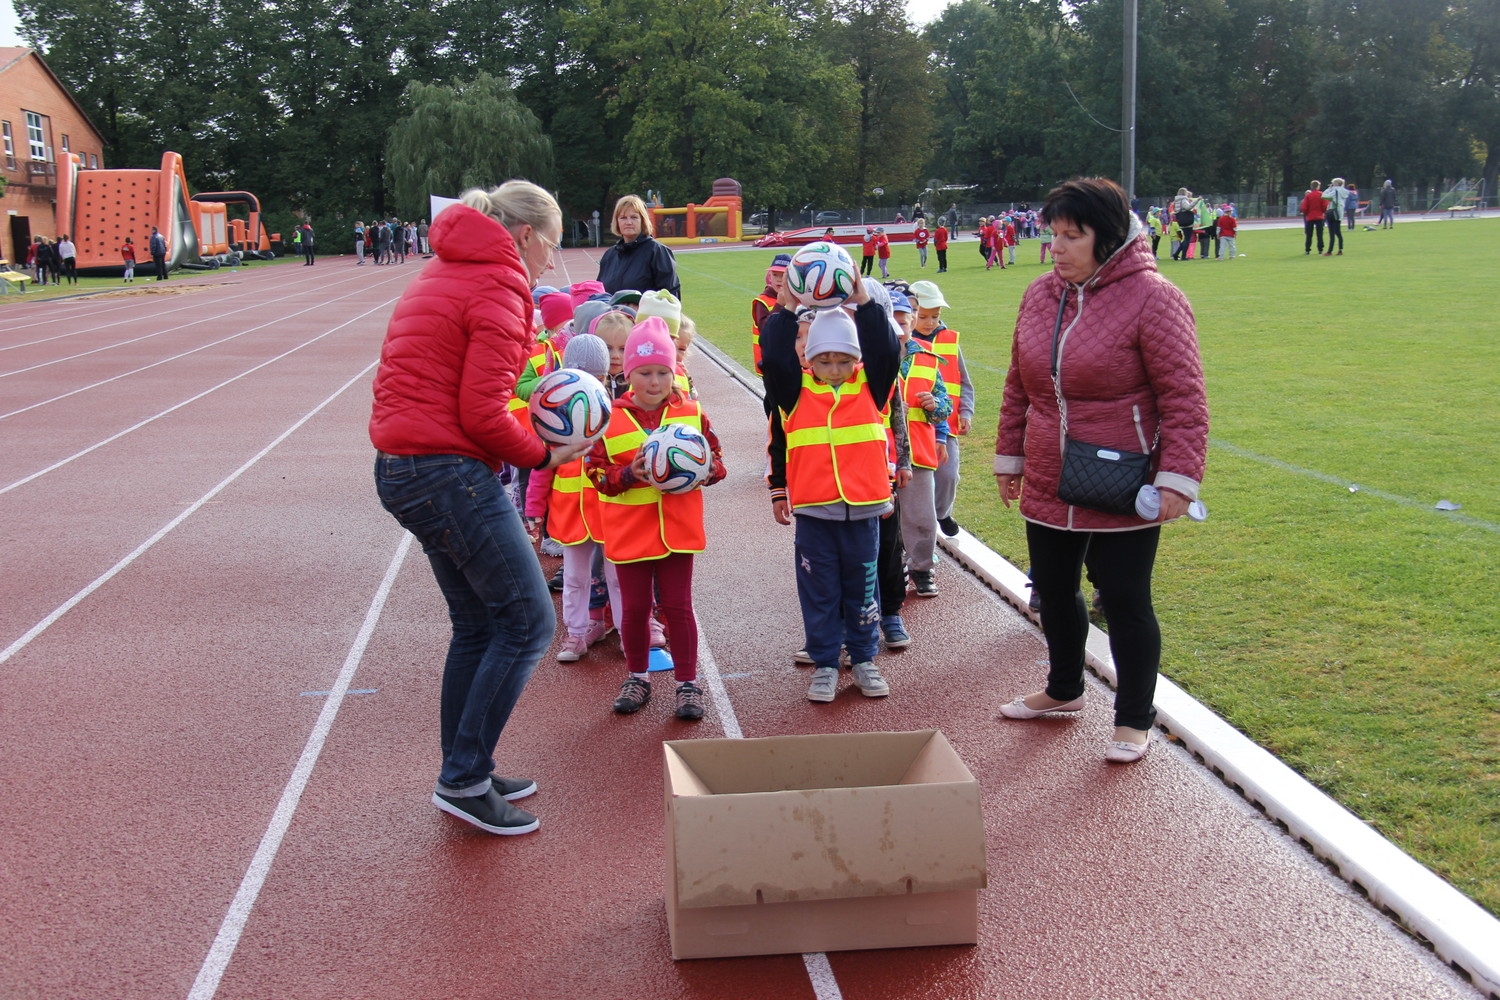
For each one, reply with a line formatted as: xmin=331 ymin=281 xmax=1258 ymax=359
xmin=529 ymin=368 xmax=613 ymax=446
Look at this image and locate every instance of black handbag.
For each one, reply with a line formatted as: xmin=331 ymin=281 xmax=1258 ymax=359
xmin=1048 ymin=289 xmax=1156 ymax=516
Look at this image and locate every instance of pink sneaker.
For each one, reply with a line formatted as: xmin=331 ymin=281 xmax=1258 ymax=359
xmin=649 ymin=618 xmax=667 ymax=649
xmin=557 ymin=634 xmax=589 ymax=662
xmin=582 ymin=620 xmax=613 ymax=647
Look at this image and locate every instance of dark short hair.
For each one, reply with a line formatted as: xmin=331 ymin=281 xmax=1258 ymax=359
xmin=1041 ymin=177 xmax=1132 ymax=264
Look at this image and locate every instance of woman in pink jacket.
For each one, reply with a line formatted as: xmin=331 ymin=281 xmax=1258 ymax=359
xmin=370 ymin=181 xmax=587 ymax=835
xmin=992 ymin=177 xmax=1208 ymax=763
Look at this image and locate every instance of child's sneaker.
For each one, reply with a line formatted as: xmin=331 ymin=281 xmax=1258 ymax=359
xmin=547 ymin=566 xmax=564 ymax=592
xmin=612 ymin=676 xmax=651 ymax=714
xmin=582 ymin=619 xmax=613 ymax=647
xmin=649 ymin=618 xmax=668 ymax=649
xmin=556 ymin=634 xmax=589 ymax=662
xmin=793 ymin=646 xmax=851 ymax=666
xmin=880 ymin=616 xmax=911 ymax=649
xmin=852 ymin=661 xmax=890 ymax=697
xmin=911 ymin=570 xmax=939 ymax=598
xmin=540 ymin=536 xmax=565 ymax=557
xmin=675 ymin=681 xmax=705 ymax=721
xmin=807 ymin=667 xmax=839 ymax=703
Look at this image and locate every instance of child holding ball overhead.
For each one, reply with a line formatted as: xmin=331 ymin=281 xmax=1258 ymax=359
xmin=588 ymin=318 xmax=726 ymax=720
xmin=761 ymin=279 xmax=902 ymax=703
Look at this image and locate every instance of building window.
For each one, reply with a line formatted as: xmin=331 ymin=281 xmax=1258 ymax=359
xmin=61 ymin=134 xmax=70 ymax=152
xmin=89 ymin=153 xmax=98 ymax=168
xmin=1 ymin=121 xmax=14 ymax=170
xmin=25 ymin=111 xmax=45 ymax=161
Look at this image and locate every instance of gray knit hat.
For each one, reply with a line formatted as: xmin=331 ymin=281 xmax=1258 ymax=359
xmin=562 ymin=333 xmax=611 ymax=380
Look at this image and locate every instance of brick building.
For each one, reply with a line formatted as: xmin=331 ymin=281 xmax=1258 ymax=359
xmin=0 ymin=47 xmax=105 ymax=266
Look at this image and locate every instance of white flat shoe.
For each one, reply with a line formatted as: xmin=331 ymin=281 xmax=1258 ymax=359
xmin=998 ymin=695 xmax=1085 ymax=719
xmin=1105 ymin=731 xmax=1152 ymax=763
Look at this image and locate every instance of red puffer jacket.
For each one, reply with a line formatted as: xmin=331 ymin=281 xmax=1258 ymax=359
xmin=994 ymin=224 xmax=1208 ymax=531
xmin=369 ymin=204 xmax=547 ymax=471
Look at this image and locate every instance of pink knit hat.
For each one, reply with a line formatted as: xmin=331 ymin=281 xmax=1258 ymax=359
xmin=539 ymin=293 xmax=574 ymax=331
xmin=623 ymin=317 xmax=677 ymax=377
xmin=568 ymin=280 xmax=606 ymax=310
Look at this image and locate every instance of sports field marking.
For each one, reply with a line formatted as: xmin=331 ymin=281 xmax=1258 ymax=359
xmin=185 ymin=531 xmax=414 ymax=1000
xmin=0 ymin=300 xmax=397 ymax=496
xmin=0 ymin=360 xmax=379 ymax=664
xmin=0 ymin=264 xmax=361 ymax=348
xmin=802 ymin=952 xmax=845 ymax=999
xmin=1212 ymin=438 xmax=1499 ymax=533
xmin=0 ymin=272 xmax=409 ymax=422
xmin=0 ymin=267 xmax=389 ymax=378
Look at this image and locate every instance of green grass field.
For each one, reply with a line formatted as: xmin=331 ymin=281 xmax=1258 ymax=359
xmin=675 ymin=218 xmax=1500 ymax=916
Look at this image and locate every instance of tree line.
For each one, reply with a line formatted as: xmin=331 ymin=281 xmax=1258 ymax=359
xmin=20 ymin=0 xmax=1500 ymax=239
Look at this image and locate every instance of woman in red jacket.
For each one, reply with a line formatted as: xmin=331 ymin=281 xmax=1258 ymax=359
xmin=370 ymin=181 xmax=587 ymax=836
xmin=1300 ymin=180 xmax=1328 ymax=255
xmin=992 ymin=177 xmax=1208 ymax=764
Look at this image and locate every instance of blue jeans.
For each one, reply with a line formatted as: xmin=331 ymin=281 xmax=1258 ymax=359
xmin=794 ymin=515 xmax=880 ymax=670
xmin=374 ymin=453 xmax=554 ymax=794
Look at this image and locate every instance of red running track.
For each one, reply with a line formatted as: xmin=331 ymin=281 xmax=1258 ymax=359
xmin=0 ymin=254 xmax=1480 ymax=1000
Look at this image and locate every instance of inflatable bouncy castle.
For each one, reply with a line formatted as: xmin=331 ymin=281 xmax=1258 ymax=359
xmin=55 ymin=150 xmax=277 ymax=277
xmin=649 ymin=178 xmax=744 ymax=246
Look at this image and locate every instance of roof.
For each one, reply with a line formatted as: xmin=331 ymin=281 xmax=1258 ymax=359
xmin=0 ymin=47 xmax=105 ymax=147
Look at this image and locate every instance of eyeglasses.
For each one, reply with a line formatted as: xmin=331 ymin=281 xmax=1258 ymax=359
xmin=534 ymin=230 xmax=561 ymax=256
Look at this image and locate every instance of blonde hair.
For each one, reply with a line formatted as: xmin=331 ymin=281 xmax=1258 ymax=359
xmin=611 ymin=194 xmax=654 ymax=238
xmin=1331 ymin=177 xmax=1345 ymax=187
xmin=460 ymin=180 xmax=560 ymax=236
xmin=592 ymin=310 xmax=634 ymax=340
xmin=676 ymin=314 xmax=697 ymax=346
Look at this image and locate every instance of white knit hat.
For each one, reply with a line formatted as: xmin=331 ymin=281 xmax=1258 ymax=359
xmin=804 ymin=308 xmax=861 ymax=362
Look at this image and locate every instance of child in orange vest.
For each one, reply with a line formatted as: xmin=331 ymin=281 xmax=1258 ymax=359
xmin=589 ymin=318 xmax=726 ymax=719
xmin=762 ymin=283 xmax=901 ymax=702
xmin=549 ymin=334 xmax=625 ymax=662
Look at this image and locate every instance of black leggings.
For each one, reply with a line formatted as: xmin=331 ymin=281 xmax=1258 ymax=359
xmin=1326 ymin=216 xmax=1343 ymax=252
xmin=1025 ymin=522 xmax=1162 ymax=730
xmin=876 ymin=501 xmax=906 ymax=617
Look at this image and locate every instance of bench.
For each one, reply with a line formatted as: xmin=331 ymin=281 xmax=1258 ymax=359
xmin=0 ymin=260 xmax=30 ymax=294
xmin=1447 ymin=198 xmax=1480 ymax=218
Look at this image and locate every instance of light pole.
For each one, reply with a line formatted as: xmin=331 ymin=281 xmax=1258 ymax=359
xmin=1122 ymin=0 xmax=1138 ymax=199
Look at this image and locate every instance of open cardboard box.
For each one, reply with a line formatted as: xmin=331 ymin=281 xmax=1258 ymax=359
xmin=663 ymin=729 xmax=987 ymax=959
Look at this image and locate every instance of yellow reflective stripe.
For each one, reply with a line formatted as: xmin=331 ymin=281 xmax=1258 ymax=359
xmin=554 ymin=475 xmax=584 ymax=495
xmin=788 ymin=422 xmax=886 ymax=449
xmin=599 ymin=487 xmax=659 ymax=506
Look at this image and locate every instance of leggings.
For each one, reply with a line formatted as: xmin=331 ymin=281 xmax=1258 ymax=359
xmin=615 ymin=552 xmax=697 ymax=682
xmin=1326 ymin=216 xmax=1343 ymax=252
xmin=1025 ymin=522 xmax=1162 ymax=731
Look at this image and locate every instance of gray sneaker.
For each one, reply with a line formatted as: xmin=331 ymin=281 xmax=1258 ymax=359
xmin=807 ymin=667 xmax=839 ymax=703
xmin=851 ymin=661 xmax=890 ymax=697
xmin=911 ymin=570 xmax=939 ymax=598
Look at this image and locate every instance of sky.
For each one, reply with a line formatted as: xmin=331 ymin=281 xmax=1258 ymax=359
xmin=0 ymin=0 xmax=954 ymax=50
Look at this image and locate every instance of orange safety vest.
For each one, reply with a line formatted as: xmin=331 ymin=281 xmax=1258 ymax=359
xmin=548 ymin=456 xmax=603 ymax=546
xmin=902 ymin=347 xmax=941 ymax=470
xmin=750 ymin=292 xmax=777 ymax=376
xmin=674 ymin=362 xmax=692 ymax=396
xmin=926 ymin=326 xmax=963 ymax=434
xmin=781 ymin=367 xmax=891 ymax=510
xmin=598 ymin=400 xmax=706 ymax=563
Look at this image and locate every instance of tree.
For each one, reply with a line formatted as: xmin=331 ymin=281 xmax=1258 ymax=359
xmin=385 ymin=73 xmax=555 ymax=220
xmin=570 ymin=0 xmax=861 ymax=211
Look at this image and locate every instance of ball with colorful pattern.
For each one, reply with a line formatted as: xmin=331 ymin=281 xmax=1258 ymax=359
xmin=638 ymin=423 xmax=713 ymax=495
xmin=786 ymin=241 xmax=857 ymax=309
xmin=528 ymin=368 xmax=613 ymax=446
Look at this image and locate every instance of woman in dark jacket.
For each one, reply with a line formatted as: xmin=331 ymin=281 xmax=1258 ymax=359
xmin=596 ymin=194 xmax=681 ymax=300
xmin=370 ymin=180 xmax=588 ymax=836
xmin=993 ymin=177 xmax=1208 ymax=764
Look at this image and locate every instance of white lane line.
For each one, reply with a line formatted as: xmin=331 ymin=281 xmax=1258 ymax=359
xmin=0 ymin=361 xmax=378 ymax=664
xmin=802 ymin=953 xmax=846 ymax=1000
xmin=694 ymin=641 xmax=742 ymax=741
xmin=1 ymin=273 xmax=407 ymax=422
xmin=185 ymin=531 xmax=414 ymax=1000
xmin=0 ymin=264 xmax=378 ymax=346
xmin=0 ymin=301 xmax=394 ymax=496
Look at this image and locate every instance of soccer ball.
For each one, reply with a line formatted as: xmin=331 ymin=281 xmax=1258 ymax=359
xmin=528 ymin=368 xmax=612 ymax=446
xmin=638 ymin=423 xmax=713 ymax=494
xmin=786 ymin=242 xmax=857 ymax=308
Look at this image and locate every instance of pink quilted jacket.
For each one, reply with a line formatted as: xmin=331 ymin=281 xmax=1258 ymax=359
xmin=993 ymin=229 xmax=1208 ymax=531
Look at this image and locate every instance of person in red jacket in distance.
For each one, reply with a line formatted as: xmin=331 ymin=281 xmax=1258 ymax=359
xmin=370 ymin=180 xmax=589 ymax=837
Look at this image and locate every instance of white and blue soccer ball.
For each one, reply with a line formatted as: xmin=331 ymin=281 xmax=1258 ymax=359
xmin=786 ymin=241 xmax=857 ymax=309
xmin=639 ymin=423 xmax=713 ymax=494
xmin=528 ymin=368 xmax=612 ymax=446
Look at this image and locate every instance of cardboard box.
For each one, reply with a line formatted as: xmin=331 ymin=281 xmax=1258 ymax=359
xmin=663 ymin=729 xmax=987 ymax=959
